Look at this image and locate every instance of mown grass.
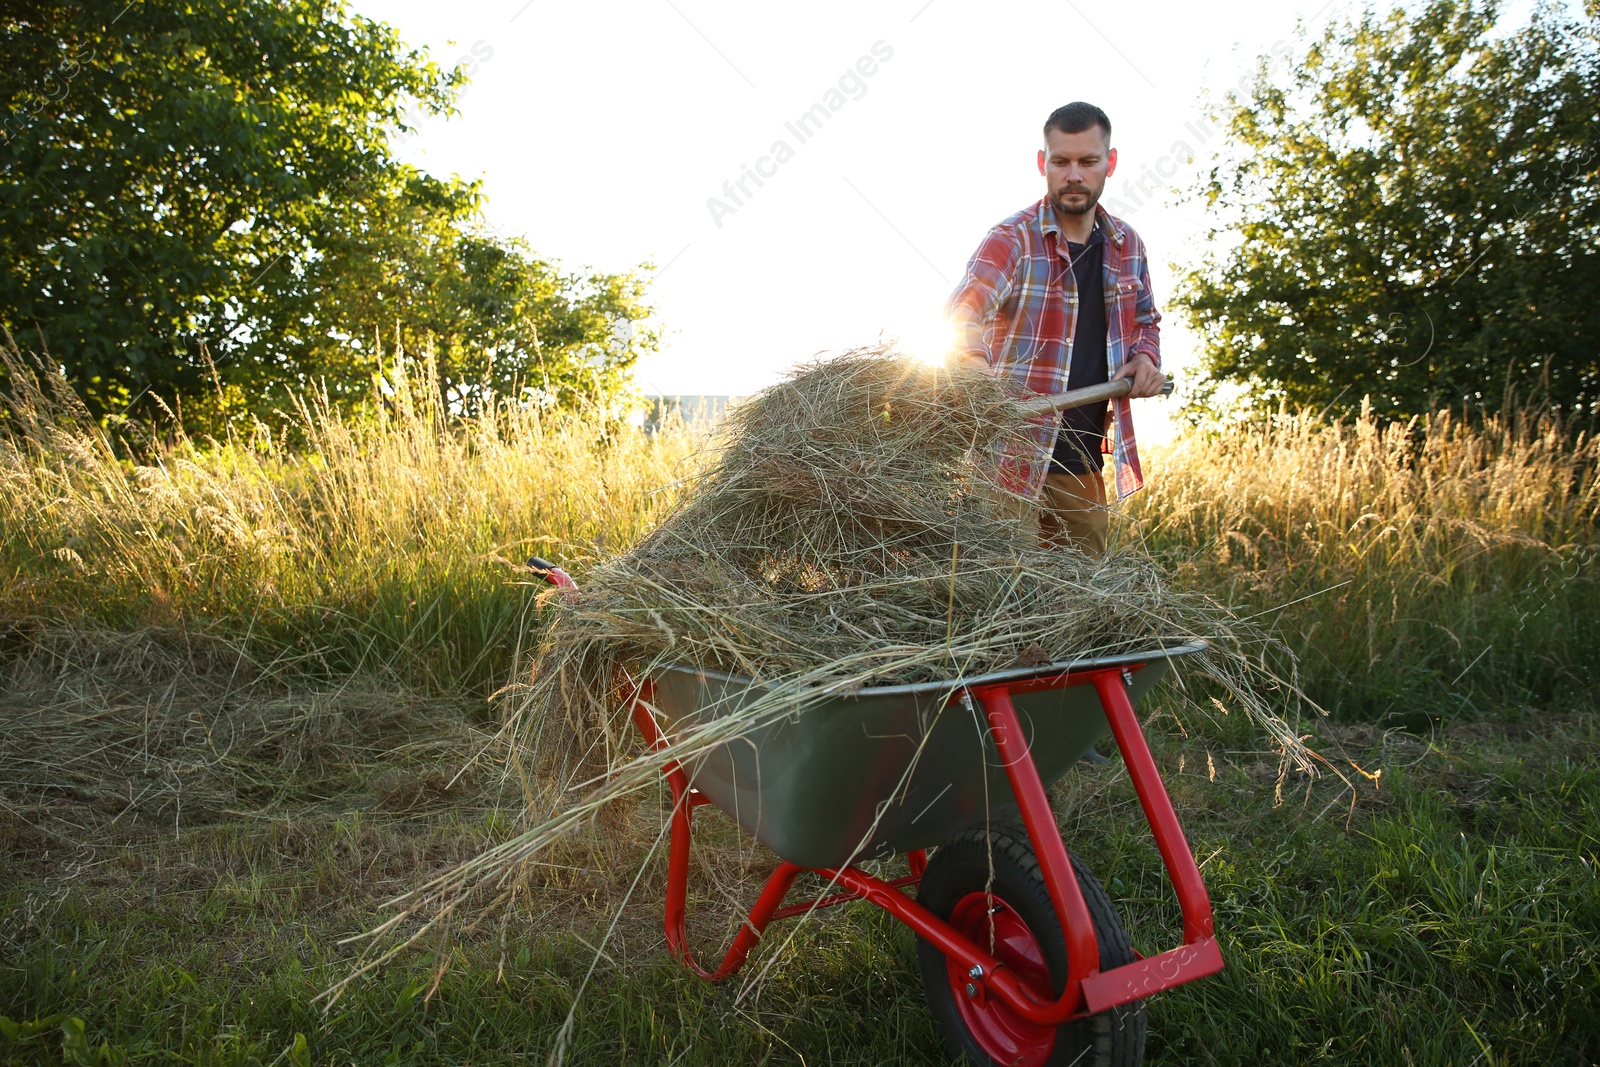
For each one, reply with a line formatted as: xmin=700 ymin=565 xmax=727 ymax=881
xmin=2 ymin=355 xmax=1598 ymax=1063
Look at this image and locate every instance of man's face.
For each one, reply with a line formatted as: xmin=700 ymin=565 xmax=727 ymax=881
xmin=1038 ymin=127 xmax=1117 ymax=217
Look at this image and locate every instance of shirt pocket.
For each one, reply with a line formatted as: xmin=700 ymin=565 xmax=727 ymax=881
xmin=1112 ymin=278 xmax=1142 ymax=331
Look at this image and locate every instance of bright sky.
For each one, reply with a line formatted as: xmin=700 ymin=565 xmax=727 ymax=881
xmin=350 ymin=0 xmax=1542 ymax=443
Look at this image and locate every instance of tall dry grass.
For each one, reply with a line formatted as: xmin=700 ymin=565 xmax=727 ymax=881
xmin=0 ymin=353 xmax=701 ymax=698
xmin=1129 ymin=403 xmax=1600 ymax=717
xmin=3 ymin=348 xmax=1595 ymax=719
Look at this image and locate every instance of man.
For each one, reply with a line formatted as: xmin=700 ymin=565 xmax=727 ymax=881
xmin=948 ymin=101 xmax=1165 ymax=556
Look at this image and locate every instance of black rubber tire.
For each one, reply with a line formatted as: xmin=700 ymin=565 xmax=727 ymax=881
xmin=915 ymin=823 xmax=1146 ymax=1067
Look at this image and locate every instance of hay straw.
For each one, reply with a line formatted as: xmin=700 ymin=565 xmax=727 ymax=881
xmin=509 ymin=348 xmax=1276 ymax=773
xmin=327 ymin=346 xmax=1307 ymax=1006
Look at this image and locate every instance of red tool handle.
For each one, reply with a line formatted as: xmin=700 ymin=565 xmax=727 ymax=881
xmin=527 ymin=555 xmax=575 ymax=589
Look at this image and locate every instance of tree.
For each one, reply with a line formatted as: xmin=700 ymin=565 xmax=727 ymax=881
xmin=0 ymin=0 xmax=654 ymax=422
xmin=1178 ymin=0 xmax=1600 ymax=420
xmin=300 ymin=176 xmax=657 ymax=415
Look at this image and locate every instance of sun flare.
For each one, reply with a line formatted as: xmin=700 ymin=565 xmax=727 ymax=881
xmin=897 ymin=318 xmax=957 ymax=368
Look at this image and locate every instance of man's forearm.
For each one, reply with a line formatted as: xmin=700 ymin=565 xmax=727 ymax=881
xmin=945 ymin=231 xmax=1018 ymax=375
xmin=947 ymin=302 xmax=995 ymax=373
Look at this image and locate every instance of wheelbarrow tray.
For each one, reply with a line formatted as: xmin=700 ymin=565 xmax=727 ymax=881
xmin=647 ymin=641 xmax=1206 ymax=868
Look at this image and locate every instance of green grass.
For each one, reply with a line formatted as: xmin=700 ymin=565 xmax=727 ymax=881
xmin=4 ymin=698 xmax=1595 ymax=1066
xmin=3 ymin=362 xmax=1598 ymax=1063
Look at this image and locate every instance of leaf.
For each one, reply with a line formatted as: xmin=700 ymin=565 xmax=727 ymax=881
xmin=1174 ymin=0 xmax=1600 ymax=420
xmin=1 ymin=0 xmax=654 ymax=430
xmin=59 ymin=1018 xmax=95 ymax=1066
xmin=0 ymin=1013 xmax=67 ymax=1041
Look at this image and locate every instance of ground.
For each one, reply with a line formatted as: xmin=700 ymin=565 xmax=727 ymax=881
xmin=2 ymin=627 xmax=1595 ymax=1065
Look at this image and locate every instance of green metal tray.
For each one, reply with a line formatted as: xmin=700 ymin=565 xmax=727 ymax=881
xmin=648 ymin=642 xmax=1206 ymax=868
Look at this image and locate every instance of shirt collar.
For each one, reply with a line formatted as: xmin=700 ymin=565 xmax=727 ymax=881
xmin=1037 ymin=199 xmax=1125 ymax=247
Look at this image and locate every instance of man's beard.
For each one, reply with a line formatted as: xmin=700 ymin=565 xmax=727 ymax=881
xmin=1051 ymin=186 xmax=1098 ymax=216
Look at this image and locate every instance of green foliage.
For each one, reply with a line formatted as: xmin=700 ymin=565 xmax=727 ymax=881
xmin=0 ymin=0 xmax=654 ymax=424
xmin=0 ymin=1013 xmax=65 ymax=1043
xmin=1179 ymin=0 xmax=1600 ymax=419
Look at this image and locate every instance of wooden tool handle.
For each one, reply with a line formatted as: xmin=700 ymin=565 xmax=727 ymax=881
xmin=1015 ymin=377 xmax=1174 ymax=417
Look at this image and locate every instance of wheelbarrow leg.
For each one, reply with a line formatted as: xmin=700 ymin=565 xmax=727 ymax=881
xmin=1090 ymin=671 xmax=1213 ymax=943
xmin=1073 ymin=669 xmax=1224 ymax=1013
xmin=633 ymin=684 xmax=807 ymax=980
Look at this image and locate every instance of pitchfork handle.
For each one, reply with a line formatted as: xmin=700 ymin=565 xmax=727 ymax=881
xmin=1015 ymin=377 xmax=1175 ymax=417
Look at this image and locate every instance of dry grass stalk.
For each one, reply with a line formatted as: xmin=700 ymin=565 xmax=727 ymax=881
xmin=0 ymin=619 xmax=491 ymax=837
xmin=1127 ymin=401 xmax=1599 ymax=710
xmin=510 ymin=348 xmax=1287 ymax=774
xmin=0 ymin=336 xmax=700 ymax=695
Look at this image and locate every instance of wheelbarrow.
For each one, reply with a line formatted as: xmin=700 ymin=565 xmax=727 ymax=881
xmin=530 ymin=559 xmax=1223 ymax=1067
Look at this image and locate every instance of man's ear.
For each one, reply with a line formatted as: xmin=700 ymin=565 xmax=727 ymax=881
xmin=1037 ymin=149 xmax=1046 ymax=176
xmin=1107 ymin=147 xmax=1118 ymax=178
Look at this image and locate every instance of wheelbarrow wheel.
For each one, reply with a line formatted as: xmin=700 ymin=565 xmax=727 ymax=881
xmin=914 ymin=823 xmax=1145 ymax=1067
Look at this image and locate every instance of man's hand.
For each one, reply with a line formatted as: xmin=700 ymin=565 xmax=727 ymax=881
xmin=1111 ymin=353 xmax=1164 ymax=398
xmin=948 ymin=352 xmax=991 ymax=376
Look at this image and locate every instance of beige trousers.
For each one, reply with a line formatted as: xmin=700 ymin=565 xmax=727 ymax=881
xmin=998 ymin=469 xmax=1109 ymax=557
xmin=1038 ymin=469 xmax=1109 ymax=557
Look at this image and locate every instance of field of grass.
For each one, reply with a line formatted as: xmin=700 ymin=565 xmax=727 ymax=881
xmin=2 ymin=357 xmax=1597 ymax=1064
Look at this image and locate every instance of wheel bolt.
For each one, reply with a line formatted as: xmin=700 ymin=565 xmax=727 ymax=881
xmin=965 ymin=982 xmax=977 ymax=998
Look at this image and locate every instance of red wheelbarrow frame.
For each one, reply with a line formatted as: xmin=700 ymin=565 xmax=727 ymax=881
xmin=528 ymin=558 xmax=1221 ymax=1022
xmin=627 ymin=664 xmax=1225 ymax=1024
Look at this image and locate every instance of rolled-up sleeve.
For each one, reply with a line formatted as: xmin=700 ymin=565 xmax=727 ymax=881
xmin=945 ymin=229 xmax=1019 ymax=366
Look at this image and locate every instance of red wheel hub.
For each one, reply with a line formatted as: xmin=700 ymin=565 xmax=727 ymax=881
xmin=945 ymin=891 xmax=1056 ymax=1065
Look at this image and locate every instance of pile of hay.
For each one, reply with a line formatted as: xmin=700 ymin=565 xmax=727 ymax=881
xmin=333 ymin=347 xmax=1304 ymax=1005
xmin=513 ymin=347 xmax=1240 ymax=775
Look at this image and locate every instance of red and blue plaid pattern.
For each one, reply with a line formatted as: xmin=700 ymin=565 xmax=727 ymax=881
xmin=947 ymin=199 xmax=1162 ymax=500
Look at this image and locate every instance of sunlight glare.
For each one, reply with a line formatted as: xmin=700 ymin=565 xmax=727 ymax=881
xmin=898 ymin=317 xmax=957 ymax=369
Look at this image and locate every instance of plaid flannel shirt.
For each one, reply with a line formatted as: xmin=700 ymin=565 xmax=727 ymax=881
xmin=946 ymin=199 xmax=1161 ymax=501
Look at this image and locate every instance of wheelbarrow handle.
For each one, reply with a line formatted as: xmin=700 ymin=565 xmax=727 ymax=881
xmin=1015 ymin=376 xmax=1175 ymax=418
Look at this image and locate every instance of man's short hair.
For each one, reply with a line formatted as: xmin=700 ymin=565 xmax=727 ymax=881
xmin=1043 ymin=102 xmax=1111 ymax=144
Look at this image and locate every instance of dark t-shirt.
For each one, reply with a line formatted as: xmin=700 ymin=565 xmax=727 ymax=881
xmin=1049 ymin=224 xmax=1108 ymax=475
